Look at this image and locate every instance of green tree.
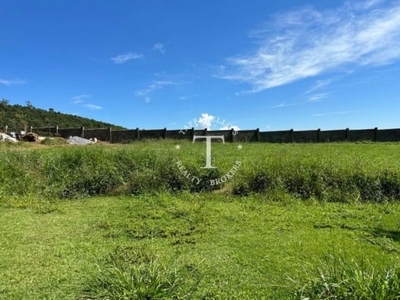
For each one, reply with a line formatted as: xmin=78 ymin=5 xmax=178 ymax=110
xmin=0 ymin=98 xmax=10 ymax=106
xmin=25 ymin=101 xmax=33 ymax=108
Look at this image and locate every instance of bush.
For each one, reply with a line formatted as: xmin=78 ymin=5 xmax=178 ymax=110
xmin=293 ymin=255 xmax=400 ymax=299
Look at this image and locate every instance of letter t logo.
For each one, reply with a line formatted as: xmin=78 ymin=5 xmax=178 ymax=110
xmin=193 ymin=135 xmax=225 ymax=169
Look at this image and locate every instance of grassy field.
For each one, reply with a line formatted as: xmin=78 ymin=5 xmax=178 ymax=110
xmin=1 ymin=141 xmax=400 ymax=299
xmin=2 ymin=140 xmax=400 ymax=201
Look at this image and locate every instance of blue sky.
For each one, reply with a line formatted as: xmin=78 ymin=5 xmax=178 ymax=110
xmin=1 ymin=0 xmax=400 ymax=131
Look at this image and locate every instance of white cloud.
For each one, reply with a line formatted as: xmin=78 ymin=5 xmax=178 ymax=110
xmin=219 ymin=1 xmax=400 ymax=92
xmin=72 ymin=95 xmax=102 ymax=110
xmin=84 ymin=104 xmax=102 ymax=110
xmin=313 ymin=110 xmax=359 ymax=117
xmin=270 ymin=102 xmax=302 ymax=108
xmin=150 ymin=80 xmax=175 ymax=88
xmin=0 ymin=78 xmax=26 ymax=86
xmin=134 ymin=90 xmax=150 ymax=98
xmin=305 ymin=71 xmax=353 ymax=94
xmin=198 ymin=113 xmax=215 ymax=129
xmin=188 ymin=113 xmax=240 ymax=130
xmin=352 ymin=0 xmax=384 ymax=10
xmin=152 ymin=42 xmax=165 ymax=54
xmin=111 ymin=52 xmax=144 ymax=64
xmin=179 ymin=94 xmax=198 ymax=100
xmin=308 ymin=93 xmax=327 ymax=102
xmin=134 ymin=80 xmax=176 ymax=102
xmin=305 ymin=79 xmax=334 ymax=94
xmin=220 ymin=125 xmax=240 ymax=131
xmin=72 ymin=94 xmax=91 ymax=103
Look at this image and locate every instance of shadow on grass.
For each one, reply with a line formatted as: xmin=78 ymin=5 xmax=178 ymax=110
xmin=372 ymin=228 xmax=400 ymax=242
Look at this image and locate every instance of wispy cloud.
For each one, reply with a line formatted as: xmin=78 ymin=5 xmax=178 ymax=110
xmin=270 ymin=94 xmax=326 ymax=108
xmin=84 ymin=104 xmax=102 ymax=110
xmin=313 ymin=110 xmax=359 ymax=117
xmin=270 ymin=101 xmax=302 ymax=108
xmin=353 ymin=0 xmax=385 ymax=10
xmin=219 ymin=0 xmax=400 ymax=92
xmin=111 ymin=52 xmax=144 ymax=64
xmin=152 ymin=42 xmax=165 ymax=55
xmin=179 ymin=94 xmax=198 ymax=100
xmin=72 ymin=94 xmax=102 ymax=110
xmin=134 ymin=80 xmax=176 ymax=103
xmin=0 ymin=78 xmax=26 ymax=86
xmin=71 ymin=94 xmax=91 ymax=104
xmin=305 ymin=71 xmax=354 ymax=94
xmin=308 ymin=93 xmax=328 ymax=102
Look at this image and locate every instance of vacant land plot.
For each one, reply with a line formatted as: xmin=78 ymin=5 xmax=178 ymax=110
xmin=1 ymin=195 xmax=400 ymax=299
xmin=0 ymin=142 xmax=400 ymax=299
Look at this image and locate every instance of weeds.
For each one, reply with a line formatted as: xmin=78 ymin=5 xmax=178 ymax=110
xmin=292 ymin=255 xmax=400 ymax=299
xmin=82 ymin=246 xmax=201 ymax=299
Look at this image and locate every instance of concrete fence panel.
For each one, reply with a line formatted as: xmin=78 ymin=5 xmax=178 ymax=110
xmin=13 ymin=125 xmax=400 ymax=143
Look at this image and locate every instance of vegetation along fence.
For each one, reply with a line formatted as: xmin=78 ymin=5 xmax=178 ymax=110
xmin=3 ymin=125 xmax=400 ymax=143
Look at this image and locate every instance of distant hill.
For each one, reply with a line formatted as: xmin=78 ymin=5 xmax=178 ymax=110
xmin=0 ymin=99 xmax=125 ymax=132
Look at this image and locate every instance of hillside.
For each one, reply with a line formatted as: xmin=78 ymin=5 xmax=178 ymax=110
xmin=0 ymin=99 xmax=125 ymax=131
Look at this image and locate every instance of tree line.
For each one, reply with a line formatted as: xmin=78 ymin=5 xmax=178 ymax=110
xmin=0 ymin=99 xmax=124 ymax=132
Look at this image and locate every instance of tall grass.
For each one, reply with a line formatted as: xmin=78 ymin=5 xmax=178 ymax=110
xmin=292 ymin=254 xmax=400 ymax=299
xmin=1 ymin=141 xmax=400 ymax=202
xmin=82 ymin=246 xmax=201 ymax=299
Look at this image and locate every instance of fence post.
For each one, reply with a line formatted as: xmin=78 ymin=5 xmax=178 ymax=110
xmin=109 ymin=127 xmax=112 ymax=143
xmin=191 ymin=127 xmax=194 ymax=141
xmin=136 ymin=127 xmax=140 ymax=140
xmin=163 ymin=127 xmax=167 ymax=139
xmin=317 ymin=128 xmax=321 ymax=143
xmin=256 ymin=128 xmax=260 ymax=142
xmin=5 ymin=125 xmax=8 ymax=133
xmin=204 ymin=128 xmax=207 ymax=136
xmin=81 ymin=126 xmax=85 ymax=137
xmin=346 ymin=128 xmax=349 ymax=141
xmin=56 ymin=125 xmax=59 ymax=135
xmin=374 ymin=127 xmax=378 ymax=142
xmin=290 ymin=129 xmax=294 ymax=143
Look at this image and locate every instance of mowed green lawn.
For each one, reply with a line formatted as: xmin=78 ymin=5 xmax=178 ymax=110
xmin=1 ymin=141 xmax=400 ymax=299
xmin=0 ymin=193 xmax=399 ymax=299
